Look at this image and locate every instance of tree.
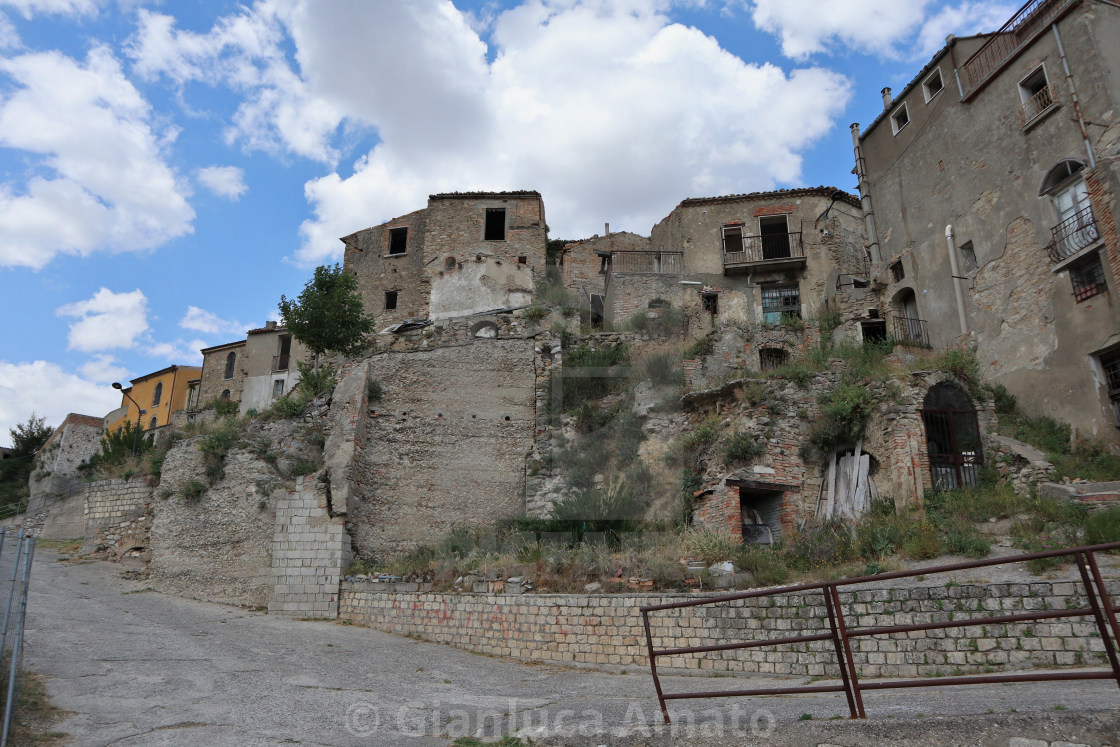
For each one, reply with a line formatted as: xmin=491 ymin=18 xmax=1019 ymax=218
xmin=8 ymin=413 xmax=53 ymax=456
xmin=278 ymin=263 xmax=376 ymax=372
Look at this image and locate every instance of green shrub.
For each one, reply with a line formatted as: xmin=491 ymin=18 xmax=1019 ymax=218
xmin=290 ymin=457 xmax=322 ymax=477
xmin=367 ymin=379 xmax=383 ymax=401
xmin=723 ymin=431 xmax=764 ymax=464
xmin=1084 ymin=506 xmax=1120 ymax=546
xmin=808 ymin=382 xmax=875 ymax=453
xmin=178 ymin=479 xmax=207 ymax=501
xmin=901 ymin=523 xmax=942 ymax=559
xmin=643 ymin=350 xmax=684 ymax=386
xmin=1014 ymin=415 xmax=1071 ymax=456
xmin=785 ymin=521 xmax=856 ymax=571
xmin=683 ymin=336 xmax=714 ymax=359
xmin=683 ymin=527 xmax=738 ymax=563
xmin=734 ymin=544 xmax=790 ymax=587
xmin=522 ymin=304 xmax=550 ymax=324
xmin=989 ymin=384 xmax=1017 ymax=414
xmin=550 ymin=481 xmax=649 ymax=540
xmin=1053 ymin=439 xmax=1120 ymax=482
xmin=553 ymin=342 xmax=629 ymax=404
xmin=930 ymin=348 xmax=982 ymax=394
xmin=296 ymin=360 xmax=337 ymax=399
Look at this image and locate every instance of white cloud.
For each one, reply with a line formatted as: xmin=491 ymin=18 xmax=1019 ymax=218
xmin=0 ymin=12 xmax=18 ymax=49
xmin=180 ymin=305 xmax=245 ymax=337
xmin=146 ymin=338 xmax=206 ymax=363
xmin=749 ymin=0 xmax=931 ymax=59
xmin=78 ymin=353 xmax=130 ymax=383
xmin=56 ymin=287 xmax=149 ymax=352
xmin=0 ymin=360 xmax=122 ymax=445
xmin=0 ymin=46 xmax=194 ymax=269
xmin=196 ymin=165 xmax=247 ymax=200
xmin=0 ymin=0 xmax=100 ymax=18
xmin=914 ymin=2 xmax=1016 ymax=60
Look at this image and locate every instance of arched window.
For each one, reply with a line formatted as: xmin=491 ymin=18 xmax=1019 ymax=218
xmin=224 ymin=351 xmax=236 ymax=379
xmin=149 ymin=416 xmax=158 ymax=431
xmin=221 ymin=389 xmax=231 ymax=400
xmin=1040 ymin=160 xmax=1098 ymax=261
xmin=759 ymin=348 xmax=789 ymax=371
xmin=151 ymin=382 xmax=162 ymax=407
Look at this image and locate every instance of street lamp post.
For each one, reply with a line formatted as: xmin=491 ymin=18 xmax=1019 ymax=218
xmin=111 ymin=382 xmax=145 ymax=457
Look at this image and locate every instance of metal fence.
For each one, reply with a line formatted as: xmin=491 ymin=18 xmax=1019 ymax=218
xmin=0 ymin=528 xmax=37 ymax=747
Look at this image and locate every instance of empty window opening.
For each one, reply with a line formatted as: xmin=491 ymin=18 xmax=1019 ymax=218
xmin=739 ymin=489 xmax=782 ymax=544
xmin=722 ymin=224 xmax=744 ymax=254
xmin=1018 ymin=65 xmax=1054 ymax=125
xmin=1018 ymin=65 xmax=1049 ymax=102
xmin=384 ymin=291 xmax=398 ymax=310
xmin=598 ymin=255 xmax=609 ymax=274
xmin=590 ymin=294 xmax=605 ymax=329
xmin=388 ymin=227 xmax=408 ymax=255
xmin=224 ymin=351 xmax=236 ymax=379
xmin=889 ymin=260 xmax=905 ymax=282
xmin=758 ymin=215 xmax=791 ymax=259
xmin=1070 ymin=253 xmax=1107 ymax=303
xmin=1100 ymin=350 xmax=1120 ymax=427
xmin=518 ymin=255 xmax=527 ymax=265
xmin=921 ymin=383 xmax=983 ymax=490
xmin=861 ymin=319 xmax=888 ymax=343
xmin=151 ymin=382 xmax=162 ymax=407
xmin=444 ymin=256 xmax=457 ymax=272
xmin=761 ymin=284 xmax=801 ymax=324
xmin=648 ymin=298 xmax=671 ymax=309
xmin=759 ymin=347 xmax=789 ymax=371
xmin=149 ymin=416 xmax=158 ymax=430
xmin=484 ymin=208 xmax=506 ymax=241
xmin=220 ymin=389 xmax=231 ymax=400
xmin=923 ymin=68 xmax=944 ymax=102
xmin=959 ymin=241 xmax=978 ymax=273
xmin=890 ymin=102 xmax=910 ymax=134
xmin=702 ymin=292 xmax=719 ymax=315
xmin=272 ymin=380 xmax=285 ymax=399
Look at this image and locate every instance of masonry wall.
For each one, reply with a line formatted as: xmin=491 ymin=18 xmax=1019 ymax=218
xmin=340 ymin=579 xmax=1118 ymax=677
xmin=28 ymin=415 xmax=103 ymax=513
xmin=83 ymin=477 xmax=152 ymax=556
xmin=560 ymin=232 xmax=649 ymax=299
xmin=198 ymin=342 xmax=246 ymax=406
xmin=343 ymin=209 xmax=430 ymax=327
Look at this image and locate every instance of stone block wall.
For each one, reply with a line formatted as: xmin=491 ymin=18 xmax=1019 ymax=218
xmin=83 ymin=478 xmax=152 ymax=555
xmin=28 ymin=414 xmax=104 ymax=513
xmin=340 ymin=579 xmax=1119 ymax=678
xmin=268 ymin=476 xmax=351 ymax=618
xmin=198 ymin=342 xmax=246 ymax=406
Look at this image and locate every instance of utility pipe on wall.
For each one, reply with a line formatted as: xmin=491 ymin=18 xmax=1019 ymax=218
xmin=850 ymin=123 xmax=883 ymax=265
xmin=945 ymin=225 xmax=970 ymax=337
xmin=1052 ymin=25 xmax=1096 ymax=169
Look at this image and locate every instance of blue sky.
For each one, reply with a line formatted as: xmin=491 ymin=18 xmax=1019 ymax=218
xmin=0 ymin=0 xmax=1018 ymax=443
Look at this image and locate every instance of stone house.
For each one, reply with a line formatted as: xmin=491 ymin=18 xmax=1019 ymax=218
xmin=240 ymin=321 xmax=311 ymax=414
xmin=853 ymin=0 xmax=1120 ymax=446
xmin=557 ymin=228 xmax=651 ymax=326
xmin=196 ymin=339 xmax=247 ymax=408
xmin=106 ymin=365 xmax=203 ymax=435
xmin=342 ymin=191 xmax=547 ymax=326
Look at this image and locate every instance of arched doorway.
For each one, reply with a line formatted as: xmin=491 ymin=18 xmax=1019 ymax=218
xmin=921 ymin=383 xmax=983 ymax=490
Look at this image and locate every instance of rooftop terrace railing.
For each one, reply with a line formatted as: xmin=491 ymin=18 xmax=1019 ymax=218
xmin=961 ymin=0 xmax=1078 ymax=96
xmin=609 ymin=251 xmax=683 ymax=275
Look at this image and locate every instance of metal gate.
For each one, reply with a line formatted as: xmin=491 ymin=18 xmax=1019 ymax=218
xmin=921 ymin=383 xmax=983 ymax=490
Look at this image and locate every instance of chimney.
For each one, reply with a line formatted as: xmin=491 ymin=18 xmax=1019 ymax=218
xmin=604 ymin=222 xmax=610 ymax=235
xmin=265 ymin=321 xmax=277 ymax=330
xmin=881 ymin=87 xmax=893 ymax=109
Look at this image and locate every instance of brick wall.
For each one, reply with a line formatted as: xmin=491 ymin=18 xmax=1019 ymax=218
xmin=560 ymin=232 xmax=649 ymax=298
xmin=340 ymin=579 xmax=1118 ymax=678
xmin=343 ymin=209 xmax=430 ymax=326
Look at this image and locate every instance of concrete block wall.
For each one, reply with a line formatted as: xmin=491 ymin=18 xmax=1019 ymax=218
xmin=84 ymin=478 xmax=151 ymax=529
xmin=339 ymin=579 xmax=1119 ymax=678
xmin=268 ymin=476 xmax=352 ymax=618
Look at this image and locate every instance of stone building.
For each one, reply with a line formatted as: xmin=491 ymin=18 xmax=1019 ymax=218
xmin=853 ymin=0 xmax=1120 ymax=445
xmin=557 ymin=229 xmax=650 ymax=325
xmin=240 ymin=321 xmax=311 ymax=414
xmin=197 ymin=339 xmax=247 ymax=407
xmin=342 ymin=191 xmax=547 ymax=325
xmin=27 ymin=413 xmax=103 ymax=513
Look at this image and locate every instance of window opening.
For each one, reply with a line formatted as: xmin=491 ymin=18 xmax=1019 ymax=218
xmin=758 ymin=215 xmax=791 ymax=259
xmin=151 ymin=382 xmax=162 ymax=407
xmin=921 ymin=383 xmax=983 ymax=490
xmin=702 ymin=292 xmax=719 ymax=315
xmin=149 ymin=416 xmax=158 ymax=430
xmin=1070 ymin=253 xmax=1107 ymax=303
xmin=388 ymin=227 xmax=408 ymax=255
xmin=923 ymin=68 xmax=944 ymax=102
xmin=648 ymin=299 xmax=671 ymax=309
xmin=890 ymin=103 xmax=910 ymax=134
xmin=959 ymin=241 xmax=977 ymax=273
xmin=761 ymin=284 xmax=800 ymax=324
xmin=739 ymin=488 xmax=782 ymax=544
xmin=518 ymin=256 xmax=527 ymax=264
xmin=1050 ymin=178 xmax=1098 ymax=258
xmin=1018 ymin=66 xmax=1054 ymax=126
xmin=889 ymin=260 xmax=905 ymax=282
xmin=274 ymin=334 xmax=292 ymax=371
xmin=861 ymin=320 xmax=888 ymax=343
xmin=224 ymin=351 xmax=236 ymax=379
xmin=384 ymin=291 xmax=398 ymax=310
xmin=272 ymin=380 xmax=285 ymax=399
xmin=484 ymin=208 xmax=506 ymax=241
xmin=221 ymin=389 xmax=231 ymax=400
xmin=1101 ymin=350 xmax=1120 ymax=427
xmin=722 ymin=224 xmax=744 ymax=254
xmin=759 ymin=348 xmax=788 ymax=371
xmin=590 ymin=294 xmax=605 ymax=329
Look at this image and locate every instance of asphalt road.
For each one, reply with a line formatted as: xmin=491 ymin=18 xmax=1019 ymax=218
xmin=24 ymin=550 xmax=1120 ymax=746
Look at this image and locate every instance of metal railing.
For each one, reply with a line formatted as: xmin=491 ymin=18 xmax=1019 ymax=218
xmin=723 ymin=233 xmax=805 ymax=268
xmin=1018 ymin=83 xmax=1058 ymax=127
xmin=641 ymin=541 xmax=1120 ymax=724
xmin=1048 ymin=203 xmax=1100 ymax=263
xmin=0 ymin=528 xmax=36 ymax=746
xmin=891 ymin=316 xmax=930 ymax=348
xmin=272 ymin=354 xmax=290 ymax=372
xmin=609 ymin=251 xmax=683 ymax=275
xmin=961 ymin=0 xmax=1077 ymax=94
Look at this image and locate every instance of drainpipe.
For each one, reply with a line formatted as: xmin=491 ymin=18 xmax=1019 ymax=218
xmin=850 ymin=123 xmax=883 ymax=265
xmin=945 ymin=225 xmax=970 ymax=336
xmin=1052 ymin=25 xmax=1095 ymax=168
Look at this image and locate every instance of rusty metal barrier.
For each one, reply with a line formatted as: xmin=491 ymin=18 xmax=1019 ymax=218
xmin=641 ymin=541 xmax=1120 ymax=723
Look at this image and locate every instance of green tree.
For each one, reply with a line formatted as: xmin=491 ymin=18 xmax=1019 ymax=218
xmin=8 ymin=413 xmax=52 ymax=456
xmin=278 ymin=263 xmax=375 ymax=372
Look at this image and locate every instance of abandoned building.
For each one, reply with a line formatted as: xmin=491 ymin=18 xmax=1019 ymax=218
xmin=557 ymin=228 xmax=651 ymax=325
xmin=853 ymin=0 xmax=1120 ymax=446
xmin=341 ymin=191 xmax=547 ymax=326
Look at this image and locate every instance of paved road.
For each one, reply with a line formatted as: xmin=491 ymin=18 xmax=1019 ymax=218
xmin=25 ymin=550 xmax=1120 ymax=746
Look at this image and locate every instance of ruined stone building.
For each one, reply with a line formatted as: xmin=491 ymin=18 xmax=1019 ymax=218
xmin=853 ymin=0 xmax=1120 ymax=446
xmin=341 ymin=191 xmax=547 ymax=325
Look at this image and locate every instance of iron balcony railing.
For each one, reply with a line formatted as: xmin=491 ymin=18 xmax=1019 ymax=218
xmin=1018 ymin=82 xmax=1059 ymax=127
xmin=272 ymin=354 xmax=290 ymax=372
xmin=1048 ymin=203 xmax=1100 ymax=263
xmin=891 ymin=316 xmax=930 ymax=348
xmin=961 ymin=0 xmax=1077 ymax=95
xmin=723 ymin=232 xmax=805 ymax=268
xmin=609 ymin=251 xmax=683 ymax=275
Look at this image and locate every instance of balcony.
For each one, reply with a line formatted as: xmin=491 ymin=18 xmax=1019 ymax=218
xmin=723 ymin=232 xmax=805 ymax=274
xmin=1018 ymin=82 xmax=1059 ymax=127
xmin=892 ymin=317 xmax=931 ymax=348
xmin=272 ymin=354 xmax=290 ymax=372
xmin=960 ymin=0 xmax=1078 ymax=98
xmin=609 ymin=251 xmax=683 ymax=275
xmin=1047 ymin=203 xmax=1100 ymax=263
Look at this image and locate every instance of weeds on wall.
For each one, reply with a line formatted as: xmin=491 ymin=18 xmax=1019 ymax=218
xmin=80 ymin=421 xmax=154 ymax=480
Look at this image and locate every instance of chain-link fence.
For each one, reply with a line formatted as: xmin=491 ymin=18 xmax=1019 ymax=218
xmin=0 ymin=528 xmax=36 ymax=747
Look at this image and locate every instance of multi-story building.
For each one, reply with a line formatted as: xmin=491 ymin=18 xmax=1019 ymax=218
xmin=240 ymin=321 xmax=310 ymax=413
xmin=853 ymin=0 xmax=1120 ymax=446
xmin=105 ymin=365 xmax=202 ymax=434
xmin=196 ymin=339 xmax=247 ymax=407
xmin=341 ymin=191 xmax=547 ymax=325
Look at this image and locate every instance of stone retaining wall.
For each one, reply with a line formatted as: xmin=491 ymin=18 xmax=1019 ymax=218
xmin=340 ymin=579 xmax=1118 ymax=678
xmin=84 ymin=478 xmax=152 ymax=554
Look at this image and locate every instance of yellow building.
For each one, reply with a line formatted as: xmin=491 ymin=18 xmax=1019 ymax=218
xmin=106 ymin=365 xmax=203 ymax=434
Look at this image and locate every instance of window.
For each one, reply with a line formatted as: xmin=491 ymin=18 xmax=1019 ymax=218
xmin=702 ymin=292 xmax=719 ymax=315
xmin=889 ymin=260 xmax=905 ymax=283
xmin=861 ymin=320 xmax=888 ymax=343
xmin=272 ymin=380 xmax=285 ymax=399
xmin=517 ymin=255 xmax=527 ymax=264
xmin=759 ymin=348 xmax=788 ymax=371
xmin=758 ymin=215 xmax=791 ymax=260
xmin=890 ymin=102 xmax=910 ymax=134
xmin=388 ymin=227 xmax=408 ymax=255
xmin=384 ymin=291 xmax=398 ymax=310
xmin=761 ymin=284 xmax=801 ymax=324
xmin=959 ymin=241 xmax=977 ymax=273
xmin=221 ymin=389 xmax=231 ymax=400
xmin=274 ymin=334 xmax=292 ymax=371
xmin=224 ymin=351 xmax=236 ymax=380
xmin=922 ymin=68 xmax=944 ymax=102
xmin=151 ymin=382 xmax=162 ymax=407
xmin=722 ymin=224 xmax=744 ymax=254
xmin=484 ymin=208 xmax=506 ymax=241
xmin=1101 ymin=350 xmax=1120 ymax=426
xmin=149 ymin=416 xmax=158 ymax=430
xmin=1070 ymin=253 xmax=1107 ymax=303
xmin=1017 ymin=65 xmax=1055 ymax=126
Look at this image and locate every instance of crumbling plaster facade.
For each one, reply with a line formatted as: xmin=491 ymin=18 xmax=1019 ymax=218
xmin=855 ymin=0 xmax=1120 ymax=445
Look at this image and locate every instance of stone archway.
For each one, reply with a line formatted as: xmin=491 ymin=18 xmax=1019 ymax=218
xmin=920 ymin=382 xmax=983 ymax=490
